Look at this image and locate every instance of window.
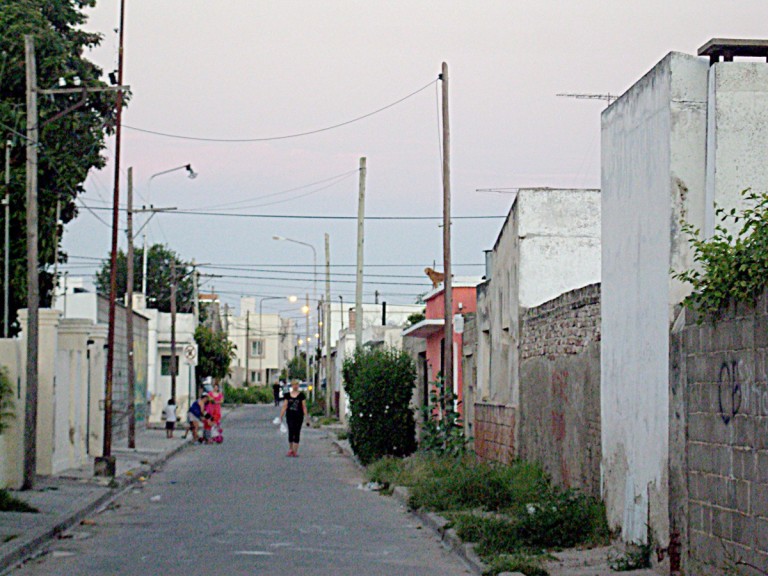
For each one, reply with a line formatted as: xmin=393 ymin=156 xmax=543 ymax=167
xmin=249 ymin=370 xmax=262 ymax=384
xmin=160 ymin=355 xmax=179 ymax=376
xmin=250 ymin=339 xmax=264 ymax=358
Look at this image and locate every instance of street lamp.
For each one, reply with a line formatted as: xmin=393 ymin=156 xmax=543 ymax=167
xmin=141 ymin=164 xmax=197 ymax=295
xmin=258 ymin=295 xmax=298 ymax=385
xmin=273 ymin=235 xmax=317 ymax=306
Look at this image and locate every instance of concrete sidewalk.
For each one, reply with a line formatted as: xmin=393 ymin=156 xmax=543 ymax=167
xmin=0 ymin=409 xmax=232 ymax=574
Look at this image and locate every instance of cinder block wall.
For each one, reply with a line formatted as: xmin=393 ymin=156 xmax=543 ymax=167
xmin=674 ymin=292 xmax=768 ymax=574
xmin=519 ymin=283 xmax=601 ymax=496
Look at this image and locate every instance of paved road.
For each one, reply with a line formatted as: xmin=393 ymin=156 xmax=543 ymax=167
xmin=12 ymin=405 xmax=471 ymax=576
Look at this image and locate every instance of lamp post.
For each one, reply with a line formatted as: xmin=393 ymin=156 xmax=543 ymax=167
xmin=141 ymin=164 xmax=197 ymax=295
xmin=272 ymin=235 xmax=317 ymax=306
xmin=258 ymin=295 xmax=297 ymax=385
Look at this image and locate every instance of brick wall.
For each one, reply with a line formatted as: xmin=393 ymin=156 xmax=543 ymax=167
xmin=474 ymin=403 xmax=516 ymax=464
xmin=672 ymin=292 xmax=768 ymax=574
xmin=519 ymin=283 xmax=601 ymax=497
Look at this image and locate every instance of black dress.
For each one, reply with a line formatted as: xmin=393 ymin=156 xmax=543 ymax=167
xmin=284 ymin=392 xmax=305 ymax=443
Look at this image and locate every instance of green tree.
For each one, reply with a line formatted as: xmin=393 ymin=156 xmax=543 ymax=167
xmin=194 ymin=325 xmax=235 ymax=384
xmin=279 ymin=352 xmax=307 ymax=382
xmin=95 ymin=244 xmax=193 ymax=313
xmin=0 ymin=0 xmax=121 ymax=335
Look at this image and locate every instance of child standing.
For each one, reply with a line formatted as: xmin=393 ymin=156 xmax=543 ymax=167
xmin=163 ymin=398 xmax=177 ymax=438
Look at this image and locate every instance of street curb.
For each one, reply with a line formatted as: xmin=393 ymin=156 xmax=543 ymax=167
xmin=0 ymin=432 xmax=198 ymax=574
xmin=330 ymin=439 xmax=493 ymax=576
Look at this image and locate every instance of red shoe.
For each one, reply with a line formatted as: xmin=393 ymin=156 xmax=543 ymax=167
xmin=286 ymin=450 xmax=294 ymax=457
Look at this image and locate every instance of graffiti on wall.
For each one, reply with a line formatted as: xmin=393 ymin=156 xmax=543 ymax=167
xmin=716 ymin=359 xmax=768 ymax=425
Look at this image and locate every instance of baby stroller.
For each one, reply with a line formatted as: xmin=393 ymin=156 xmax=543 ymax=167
xmin=211 ymin=423 xmax=224 ymax=444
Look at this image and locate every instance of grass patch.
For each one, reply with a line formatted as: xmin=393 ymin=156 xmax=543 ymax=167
xmin=316 ymin=416 xmax=339 ymax=426
xmin=335 ymin=430 xmax=348 ymax=441
xmin=365 ymin=453 xmax=610 ymax=575
xmin=0 ymin=489 xmax=38 ymax=513
xmin=2 ymin=534 xmax=18 ymax=543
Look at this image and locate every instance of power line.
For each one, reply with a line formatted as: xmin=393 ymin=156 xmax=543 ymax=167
xmin=122 ymin=79 xmax=438 ymax=143
xmin=79 ymin=204 xmax=504 ymax=221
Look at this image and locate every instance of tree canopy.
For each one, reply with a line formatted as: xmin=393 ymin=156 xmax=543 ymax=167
xmin=194 ymin=324 xmax=235 ymax=384
xmin=0 ymin=0 xmax=121 ymax=334
xmin=95 ymin=243 xmax=194 ymax=313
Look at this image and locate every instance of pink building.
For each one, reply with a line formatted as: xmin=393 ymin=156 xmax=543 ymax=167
xmin=402 ymin=280 xmax=480 ymax=411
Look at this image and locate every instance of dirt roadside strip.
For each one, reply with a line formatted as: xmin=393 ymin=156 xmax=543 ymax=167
xmin=330 ymin=437 xmax=524 ymax=576
xmin=328 ymin=435 xmax=661 ymax=576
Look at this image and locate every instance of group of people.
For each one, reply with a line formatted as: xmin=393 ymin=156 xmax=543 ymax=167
xmin=161 ymin=378 xmax=309 ymax=456
xmin=162 ymin=381 xmax=225 ymax=444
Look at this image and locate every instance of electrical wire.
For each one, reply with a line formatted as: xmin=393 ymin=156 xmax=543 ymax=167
xmin=122 ymin=79 xmax=438 ymax=143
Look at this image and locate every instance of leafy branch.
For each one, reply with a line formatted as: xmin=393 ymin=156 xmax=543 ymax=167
xmin=673 ymin=189 xmax=768 ymax=320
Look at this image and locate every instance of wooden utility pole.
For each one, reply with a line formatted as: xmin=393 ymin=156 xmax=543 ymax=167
xmin=101 ymin=0 xmax=126 ymax=472
xmin=170 ymin=258 xmax=177 ymax=400
xmin=22 ymin=35 xmax=39 ymax=490
xmin=192 ymin=260 xmax=199 ymax=326
xmin=304 ymin=294 xmax=310 ymax=386
xmin=441 ymin=62 xmax=454 ymax=397
xmin=51 ymin=199 xmax=60 ymax=307
xmin=324 ymin=233 xmax=332 ymax=416
xmin=126 ymin=167 xmax=136 ymax=448
xmin=4 ymin=139 xmax=10 ymax=339
xmin=355 ymin=157 xmax=366 ymax=348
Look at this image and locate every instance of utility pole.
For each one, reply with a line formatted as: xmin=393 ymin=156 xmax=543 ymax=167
xmin=4 ymin=139 xmax=11 ymax=339
xmin=170 ymin=259 xmax=177 ymax=400
xmin=324 ymin=233 xmax=332 ymax=416
xmin=245 ymin=310 xmax=250 ymax=386
xmin=51 ymin=199 xmax=60 ymax=307
xmin=126 ymin=167 xmax=135 ymax=448
xmin=22 ymin=35 xmax=39 ymax=490
xmin=441 ymin=62 xmax=454 ymax=398
xmin=303 ymin=294 xmax=310 ymax=388
xmin=355 ymin=157 xmax=366 ymax=348
xmin=101 ymin=0 xmax=127 ymax=474
xmin=192 ymin=260 xmax=199 ymax=326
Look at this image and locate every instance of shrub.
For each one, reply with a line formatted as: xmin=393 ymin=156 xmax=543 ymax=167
xmin=674 ymin=189 xmax=768 ymax=320
xmin=343 ymin=347 xmax=417 ymax=465
xmin=514 ymin=488 xmax=610 ymax=549
xmin=223 ymin=384 xmax=272 ymax=404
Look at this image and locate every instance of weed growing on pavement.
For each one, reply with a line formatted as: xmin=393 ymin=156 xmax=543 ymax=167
xmin=483 ymin=553 xmax=549 ymax=576
xmin=608 ymin=532 xmax=653 ymax=571
xmin=335 ymin=430 xmax=348 ymax=441
xmin=0 ymin=489 xmax=38 ymax=513
xmin=420 ymin=377 xmax=469 ymax=457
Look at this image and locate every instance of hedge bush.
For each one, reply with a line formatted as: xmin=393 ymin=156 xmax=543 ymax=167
xmin=223 ymin=383 xmax=273 ymax=404
xmin=342 ymin=347 xmax=417 ymax=465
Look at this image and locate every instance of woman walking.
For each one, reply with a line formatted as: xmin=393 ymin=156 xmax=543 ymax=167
xmin=280 ymin=380 xmax=308 ymax=457
xmin=208 ymin=382 xmax=224 ymax=425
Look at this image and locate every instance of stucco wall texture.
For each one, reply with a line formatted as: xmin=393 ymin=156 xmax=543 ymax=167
xmin=519 ymin=283 xmax=601 ymax=498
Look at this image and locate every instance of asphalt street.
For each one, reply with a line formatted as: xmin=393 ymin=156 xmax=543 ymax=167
xmin=11 ymin=405 xmax=471 ymax=576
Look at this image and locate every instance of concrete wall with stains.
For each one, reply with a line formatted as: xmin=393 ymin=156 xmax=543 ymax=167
xmin=519 ymin=284 xmax=601 ymax=497
xmin=671 ymin=294 xmax=768 ymax=574
xmin=601 ymin=52 xmax=709 ymax=544
xmin=603 ymin=50 xmax=768 ymax=548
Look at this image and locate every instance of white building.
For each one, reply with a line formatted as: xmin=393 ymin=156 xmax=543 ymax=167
xmin=328 ymin=302 xmax=424 ymax=421
xmin=601 ymin=43 xmax=768 ymax=544
xmin=225 ymin=297 xmax=295 ymax=386
xmin=476 ymin=188 xmax=601 ymax=406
